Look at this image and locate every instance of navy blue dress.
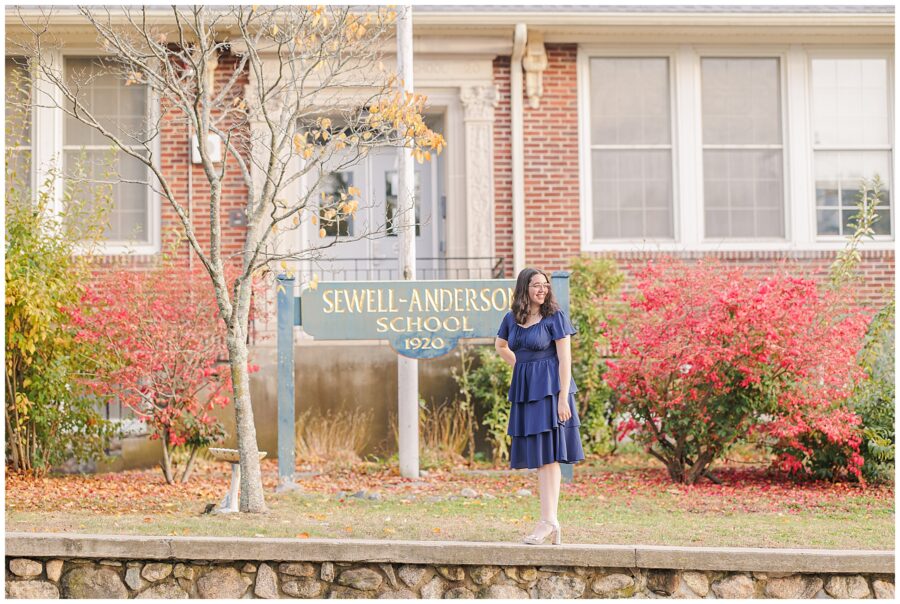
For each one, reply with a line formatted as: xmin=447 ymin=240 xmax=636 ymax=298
xmin=497 ymin=309 xmax=586 ymax=469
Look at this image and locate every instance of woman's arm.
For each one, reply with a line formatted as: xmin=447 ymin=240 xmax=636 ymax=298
xmin=495 ymin=337 xmax=516 ymax=367
xmin=555 ymin=335 xmax=573 ymax=421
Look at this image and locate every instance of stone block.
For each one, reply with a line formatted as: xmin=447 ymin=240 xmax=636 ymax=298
xmin=477 ymin=584 xmax=529 ymax=598
xmin=825 ymin=575 xmax=870 ymax=599
xmin=9 ymin=558 xmax=42 ymax=578
xmin=254 ymin=563 xmax=278 ymax=599
xmin=592 ymin=573 xmax=636 ymax=598
xmin=379 ymin=564 xmax=398 ymax=589
xmin=398 ymin=565 xmax=426 ymax=588
xmin=444 ymin=586 xmax=475 ymax=598
xmin=534 ymin=575 xmax=586 ymax=599
xmin=45 ymin=560 xmax=64 ymax=583
xmin=61 ymin=566 xmax=129 ymax=599
xmin=196 ymin=567 xmax=251 ymax=599
xmin=682 ymin=571 xmax=709 ymax=597
xmin=326 ymin=585 xmax=369 ymax=598
xmin=436 ymin=566 xmax=465 ymax=581
xmin=135 ymin=579 xmax=188 ymax=599
xmin=174 ymin=563 xmax=195 ymax=581
xmin=279 ymin=562 xmax=316 ymax=577
xmin=125 ymin=566 xmax=148 ymax=591
xmin=283 ymin=578 xmax=322 ymax=598
xmin=6 ymin=580 xmax=60 ymax=599
xmin=470 ymin=566 xmax=499 ymax=585
xmin=337 ymin=567 xmax=383 ymax=591
xmin=321 ymin=562 xmax=335 ymax=582
xmin=377 ymin=588 xmax=417 ymax=598
xmin=141 ymin=563 xmax=173 ymax=582
xmin=420 ymin=575 xmax=446 ymax=599
xmin=872 ymin=579 xmax=894 ymax=599
xmin=765 ymin=575 xmax=823 ymax=599
xmin=711 ymin=573 xmax=755 ymax=599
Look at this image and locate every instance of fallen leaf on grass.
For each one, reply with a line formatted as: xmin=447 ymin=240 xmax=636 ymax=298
xmin=296 ymin=532 xmax=309 ymax=539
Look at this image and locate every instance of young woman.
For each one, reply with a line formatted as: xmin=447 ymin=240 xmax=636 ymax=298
xmin=495 ymin=267 xmax=586 ymax=545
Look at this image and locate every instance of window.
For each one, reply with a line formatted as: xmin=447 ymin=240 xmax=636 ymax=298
xmin=63 ymin=57 xmax=151 ymax=245
xmin=5 ymin=57 xmax=31 ymax=196
xmin=588 ymin=57 xmax=674 ymax=239
xmin=319 ymin=171 xmax=353 ymax=237
xmin=811 ymin=58 xmax=892 ymax=237
xmin=385 ymin=169 xmax=421 ymax=236
xmin=701 ymin=57 xmax=785 ymax=239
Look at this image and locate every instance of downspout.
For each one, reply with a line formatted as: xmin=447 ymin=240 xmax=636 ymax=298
xmin=511 ymin=24 xmax=527 ymax=276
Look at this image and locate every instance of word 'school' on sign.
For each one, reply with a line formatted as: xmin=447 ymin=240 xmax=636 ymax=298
xmin=301 ymin=280 xmax=516 ymax=359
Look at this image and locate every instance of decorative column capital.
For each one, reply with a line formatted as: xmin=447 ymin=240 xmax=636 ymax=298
xmin=460 ymin=84 xmax=500 ymax=122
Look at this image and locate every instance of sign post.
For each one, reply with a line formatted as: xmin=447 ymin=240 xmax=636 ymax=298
xmin=396 ymin=5 xmax=418 ymax=479
xmin=276 ymin=275 xmax=296 ymax=490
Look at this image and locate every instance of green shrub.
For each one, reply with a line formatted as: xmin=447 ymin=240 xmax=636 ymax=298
xmin=569 ymin=256 xmax=623 ymax=456
xmin=851 ymin=300 xmax=894 ymax=483
xmin=452 ymin=344 xmax=512 ymax=465
xmin=5 ymin=164 xmax=118 ymax=474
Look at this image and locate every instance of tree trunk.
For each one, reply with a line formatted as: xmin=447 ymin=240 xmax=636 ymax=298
xmin=160 ymin=432 xmax=174 ymax=485
xmin=179 ymin=445 xmax=199 ymax=484
xmin=227 ymin=327 xmax=267 ymax=513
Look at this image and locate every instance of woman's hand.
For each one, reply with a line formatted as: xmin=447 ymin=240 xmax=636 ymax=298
xmin=557 ymin=392 xmax=572 ymax=423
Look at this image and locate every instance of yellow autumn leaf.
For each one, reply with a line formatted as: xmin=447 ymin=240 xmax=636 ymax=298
xmin=311 ymin=215 xmax=318 ymax=225
xmin=348 ymin=185 xmax=361 ymax=196
xmin=319 ymin=228 xmax=326 ymax=238
xmin=272 ymin=23 xmax=279 ymax=36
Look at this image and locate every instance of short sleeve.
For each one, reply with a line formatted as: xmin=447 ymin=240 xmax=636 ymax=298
xmin=548 ymin=309 xmax=577 ymax=341
xmin=496 ymin=311 xmax=511 ymax=340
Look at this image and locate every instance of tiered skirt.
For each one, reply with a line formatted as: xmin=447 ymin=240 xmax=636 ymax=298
xmin=507 ymin=348 xmax=586 ymax=469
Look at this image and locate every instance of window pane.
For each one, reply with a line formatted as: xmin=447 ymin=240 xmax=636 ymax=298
xmin=811 ymin=58 xmax=889 ymax=147
xmin=64 ymin=57 xmax=148 ymax=145
xmin=814 ymin=150 xmax=892 ymax=236
xmin=63 ymin=149 xmax=149 ymax=243
xmin=63 ymin=57 xmax=150 ymax=244
xmin=5 ymin=57 xmax=31 ymax=146
xmin=703 ymin=149 xmax=784 ymax=238
xmin=590 ymin=57 xmax=671 ymax=145
xmin=5 ymin=57 xmax=32 ymax=197
xmin=592 ymin=149 xmax=673 ymax=239
xmin=319 ymin=171 xmax=353 ymax=237
xmin=701 ymin=57 xmax=781 ymax=145
xmin=385 ymin=169 xmax=421 ymax=237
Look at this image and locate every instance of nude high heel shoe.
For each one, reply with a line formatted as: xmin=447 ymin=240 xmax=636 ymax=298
xmin=523 ymin=520 xmax=562 ymax=545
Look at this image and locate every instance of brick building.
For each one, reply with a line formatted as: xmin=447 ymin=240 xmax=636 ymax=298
xmin=5 ymin=5 xmax=895 ymax=465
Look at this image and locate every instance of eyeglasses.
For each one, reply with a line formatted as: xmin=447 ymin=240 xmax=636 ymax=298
xmin=529 ymin=283 xmax=550 ymax=291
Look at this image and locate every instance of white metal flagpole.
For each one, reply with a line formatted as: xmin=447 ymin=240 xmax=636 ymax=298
xmin=396 ymin=5 xmax=420 ymax=479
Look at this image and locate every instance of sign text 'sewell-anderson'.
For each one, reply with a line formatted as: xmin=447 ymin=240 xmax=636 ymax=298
xmin=303 ymin=280 xmax=516 ymax=359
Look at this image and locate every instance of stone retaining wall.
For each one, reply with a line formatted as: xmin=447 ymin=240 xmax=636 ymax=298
xmin=5 ymin=533 xmax=895 ymax=599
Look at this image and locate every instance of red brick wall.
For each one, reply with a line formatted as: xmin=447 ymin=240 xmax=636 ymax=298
xmin=491 ymin=45 xmax=895 ymax=307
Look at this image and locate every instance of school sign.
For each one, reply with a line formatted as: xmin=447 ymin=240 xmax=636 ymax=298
xmin=301 ymin=280 xmax=516 ymax=359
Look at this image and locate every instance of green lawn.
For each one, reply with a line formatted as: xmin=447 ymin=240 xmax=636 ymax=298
xmin=6 ymin=448 xmax=893 ymax=550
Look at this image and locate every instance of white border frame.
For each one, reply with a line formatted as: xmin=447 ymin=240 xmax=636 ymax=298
xmin=578 ymin=43 xmax=896 ymax=253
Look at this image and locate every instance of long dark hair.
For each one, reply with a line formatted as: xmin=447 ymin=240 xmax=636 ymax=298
xmin=511 ymin=267 xmax=559 ymax=326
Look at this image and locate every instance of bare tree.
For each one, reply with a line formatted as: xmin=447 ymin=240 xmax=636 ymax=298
xmin=11 ymin=5 xmax=445 ymax=512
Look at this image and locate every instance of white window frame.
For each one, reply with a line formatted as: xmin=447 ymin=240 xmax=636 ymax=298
xmin=696 ymin=48 xmax=790 ymax=243
xmin=805 ymin=47 xmax=895 ymax=244
xmin=578 ymin=46 xmax=682 ymax=249
xmin=578 ymin=43 xmax=896 ymax=252
xmin=32 ymin=48 xmax=161 ymax=256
